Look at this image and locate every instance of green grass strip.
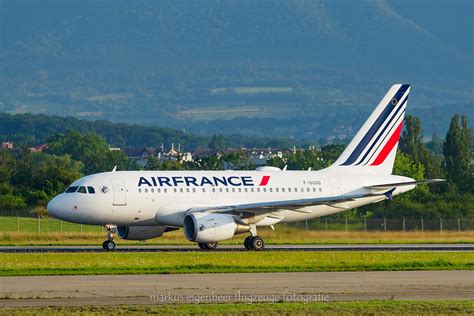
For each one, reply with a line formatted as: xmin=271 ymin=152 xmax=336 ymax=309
xmin=0 ymin=300 xmax=473 ymax=315
xmin=1 ymin=251 xmax=473 ymax=276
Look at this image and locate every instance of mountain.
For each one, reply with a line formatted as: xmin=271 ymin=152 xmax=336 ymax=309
xmin=0 ymin=0 xmax=472 ymax=140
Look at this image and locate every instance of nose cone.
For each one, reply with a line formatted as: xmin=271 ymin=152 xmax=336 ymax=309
xmin=47 ymin=195 xmax=62 ymax=219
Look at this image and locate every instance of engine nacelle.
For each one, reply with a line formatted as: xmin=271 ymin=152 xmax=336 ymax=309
xmin=183 ymin=213 xmax=250 ymax=243
xmin=117 ymin=225 xmax=167 ymax=240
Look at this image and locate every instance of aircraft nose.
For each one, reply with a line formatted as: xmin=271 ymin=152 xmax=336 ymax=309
xmin=47 ymin=195 xmax=62 ymax=219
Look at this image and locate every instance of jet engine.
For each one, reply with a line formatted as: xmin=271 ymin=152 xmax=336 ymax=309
xmin=117 ymin=225 xmax=168 ymax=240
xmin=183 ymin=213 xmax=250 ymax=243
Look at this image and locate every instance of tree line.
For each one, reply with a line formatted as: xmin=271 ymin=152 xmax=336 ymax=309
xmin=0 ymin=114 xmax=472 ymax=219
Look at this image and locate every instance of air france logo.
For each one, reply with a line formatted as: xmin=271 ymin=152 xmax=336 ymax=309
xmin=138 ymin=176 xmax=271 ymax=187
xmin=100 ymin=186 xmax=109 ymax=193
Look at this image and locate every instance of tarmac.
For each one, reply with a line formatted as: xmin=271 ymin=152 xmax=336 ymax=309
xmin=1 ymin=271 xmax=473 ymax=307
xmin=1 ymin=243 xmax=473 ymax=252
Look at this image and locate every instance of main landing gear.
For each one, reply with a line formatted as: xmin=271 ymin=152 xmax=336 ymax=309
xmin=102 ymin=225 xmax=116 ymax=251
xmin=244 ymin=235 xmax=265 ymax=251
xmin=198 ymin=242 xmax=218 ymax=251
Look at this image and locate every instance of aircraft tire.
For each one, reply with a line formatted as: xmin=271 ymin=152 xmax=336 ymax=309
xmin=244 ymin=236 xmax=253 ymax=250
xmin=102 ymin=240 xmax=115 ymax=251
xmin=251 ymin=236 xmax=265 ymax=251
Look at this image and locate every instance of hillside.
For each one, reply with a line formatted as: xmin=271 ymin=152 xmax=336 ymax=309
xmin=0 ymin=0 xmax=472 ymax=139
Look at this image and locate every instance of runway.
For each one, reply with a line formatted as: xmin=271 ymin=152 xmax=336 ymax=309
xmin=0 ymin=244 xmax=473 ymax=253
xmin=0 ymin=270 xmax=472 ymax=307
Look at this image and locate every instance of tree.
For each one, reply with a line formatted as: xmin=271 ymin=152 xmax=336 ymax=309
xmin=208 ymin=134 xmax=225 ymax=150
xmin=399 ymin=115 xmax=444 ymax=180
xmin=10 ymin=153 xmax=83 ymax=206
xmin=444 ymin=114 xmax=472 ymax=192
xmin=399 ymin=115 xmax=423 ymax=161
xmin=47 ymin=130 xmax=128 ymax=174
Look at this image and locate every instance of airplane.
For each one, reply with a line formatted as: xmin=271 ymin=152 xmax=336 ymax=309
xmin=47 ymin=84 xmax=443 ymax=251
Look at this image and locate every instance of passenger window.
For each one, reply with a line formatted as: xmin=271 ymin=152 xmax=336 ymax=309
xmin=164 ymin=188 xmax=168 ymax=193
xmin=251 ymin=188 xmax=254 ymax=192
xmin=313 ymin=188 xmax=317 ymax=192
xmin=145 ymin=188 xmax=148 ymax=193
xmin=244 ymin=188 xmax=248 ymax=193
xmin=192 ymin=188 xmax=196 ymax=193
xmin=238 ymin=188 xmax=242 ymax=192
xmin=151 ymin=188 xmax=154 ymax=193
xmin=232 ymin=188 xmax=235 ymax=193
xmin=226 ymin=188 xmax=229 ymax=193
xmin=173 ymin=188 xmax=177 ymax=193
xmin=219 ymin=188 xmax=223 ymax=193
xmin=158 ymin=188 xmax=161 ymax=193
xmin=307 ymin=188 xmax=310 ymax=192
xmin=186 ymin=188 xmax=190 ymax=193
xmin=257 ymin=188 xmax=260 ymax=192
xmin=180 ymin=188 xmax=183 ymax=193
xmin=269 ymin=188 xmax=273 ymax=192
xmin=276 ymin=188 xmax=279 ymax=193
xmin=263 ymin=188 xmax=266 ymax=192
xmin=288 ymin=188 xmax=291 ymax=192
xmin=282 ymin=188 xmax=285 ymax=192
xmin=66 ymin=186 xmax=78 ymax=193
xmin=138 ymin=188 xmax=142 ymax=193
xmin=202 ymin=188 xmax=206 ymax=193
xmin=77 ymin=186 xmax=87 ymax=194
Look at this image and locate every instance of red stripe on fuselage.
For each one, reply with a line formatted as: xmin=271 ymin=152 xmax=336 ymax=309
xmin=371 ymin=121 xmax=403 ymax=166
xmin=259 ymin=176 xmax=270 ymax=186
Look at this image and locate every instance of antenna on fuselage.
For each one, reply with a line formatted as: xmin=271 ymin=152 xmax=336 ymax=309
xmin=112 ymin=165 xmax=117 ymax=172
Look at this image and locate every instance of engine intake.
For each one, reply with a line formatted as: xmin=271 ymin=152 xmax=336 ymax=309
xmin=183 ymin=213 xmax=250 ymax=243
xmin=117 ymin=225 xmax=167 ymax=240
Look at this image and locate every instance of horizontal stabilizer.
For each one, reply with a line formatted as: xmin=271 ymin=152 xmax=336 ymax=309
xmin=365 ymin=179 xmax=445 ymax=190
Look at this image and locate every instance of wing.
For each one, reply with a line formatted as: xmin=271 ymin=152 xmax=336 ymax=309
xmin=187 ymin=189 xmax=394 ymax=215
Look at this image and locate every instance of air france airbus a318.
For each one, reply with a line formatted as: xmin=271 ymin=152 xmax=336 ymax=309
xmin=47 ymin=84 xmax=443 ymax=251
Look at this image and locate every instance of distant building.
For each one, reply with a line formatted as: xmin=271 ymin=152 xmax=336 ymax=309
xmin=28 ymin=143 xmax=48 ymax=153
xmin=1 ymin=141 xmax=13 ymax=150
xmin=123 ymin=144 xmax=192 ymax=166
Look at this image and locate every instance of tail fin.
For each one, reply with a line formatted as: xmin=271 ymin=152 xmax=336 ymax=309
xmin=330 ymin=84 xmax=410 ymax=175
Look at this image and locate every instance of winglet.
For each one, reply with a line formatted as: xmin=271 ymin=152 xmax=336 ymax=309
xmin=112 ymin=165 xmax=117 ymax=172
xmin=384 ymin=188 xmax=396 ymax=201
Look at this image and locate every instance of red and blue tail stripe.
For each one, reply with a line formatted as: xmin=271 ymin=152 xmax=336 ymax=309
xmin=340 ymin=84 xmax=410 ymax=166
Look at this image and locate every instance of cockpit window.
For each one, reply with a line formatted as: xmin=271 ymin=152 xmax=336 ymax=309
xmin=77 ymin=186 xmax=87 ymax=194
xmin=65 ymin=186 xmax=78 ymax=193
xmin=87 ymin=186 xmax=95 ymax=194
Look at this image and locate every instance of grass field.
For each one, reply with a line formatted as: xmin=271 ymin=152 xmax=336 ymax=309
xmin=1 ymin=301 xmax=472 ymax=315
xmin=1 ymin=216 xmax=474 ymax=246
xmin=1 ymin=251 xmax=472 ymax=276
xmin=1 ymin=229 xmax=474 ymax=246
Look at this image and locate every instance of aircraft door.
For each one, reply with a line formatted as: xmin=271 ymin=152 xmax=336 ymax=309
xmin=111 ymin=178 xmax=127 ymax=206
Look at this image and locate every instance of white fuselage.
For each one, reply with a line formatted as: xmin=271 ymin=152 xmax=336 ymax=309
xmin=47 ymin=169 xmax=415 ymax=227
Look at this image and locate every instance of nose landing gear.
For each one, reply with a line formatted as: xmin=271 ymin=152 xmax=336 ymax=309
xmin=102 ymin=225 xmax=116 ymax=251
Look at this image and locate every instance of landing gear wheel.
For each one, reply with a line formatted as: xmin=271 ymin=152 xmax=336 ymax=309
xmin=251 ymin=236 xmax=265 ymax=251
xmin=102 ymin=240 xmax=115 ymax=251
xmin=198 ymin=242 xmax=218 ymax=251
xmin=102 ymin=225 xmax=116 ymax=251
xmin=244 ymin=236 xmax=253 ymax=250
